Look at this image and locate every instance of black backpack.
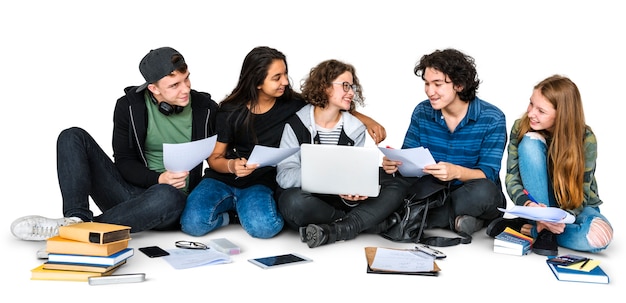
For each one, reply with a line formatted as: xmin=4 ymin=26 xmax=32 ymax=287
xmin=381 ymin=175 xmax=471 ymax=247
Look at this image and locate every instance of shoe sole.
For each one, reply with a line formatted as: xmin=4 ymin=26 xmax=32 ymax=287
xmin=533 ymin=248 xmax=559 ymax=256
xmin=305 ymin=225 xmax=324 ymax=248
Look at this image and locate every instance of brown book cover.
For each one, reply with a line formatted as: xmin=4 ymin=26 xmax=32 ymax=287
xmin=43 ymin=259 xmax=126 ymax=273
xmin=59 ymin=222 xmax=130 ymax=244
xmin=31 ymin=263 xmax=120 ymax=282
xmin=46 ymin=236 xmax=129 ymax=256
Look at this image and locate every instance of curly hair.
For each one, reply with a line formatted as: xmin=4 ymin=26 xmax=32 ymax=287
xmin=300 ymin=59 xmax=364 ymax=111
xmin=414 ymin=48 xmax=480 ymax=102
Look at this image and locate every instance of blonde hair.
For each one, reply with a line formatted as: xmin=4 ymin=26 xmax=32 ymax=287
xmin=517 ymin=75 xmax=588 ymax=209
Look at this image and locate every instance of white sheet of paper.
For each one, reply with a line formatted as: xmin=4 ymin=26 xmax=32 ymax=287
xmin=378 ymin=147 xmax=436 ymax=177
xmin=246 ymin=145 xmax=300 ymax=167
xmin=370 ymin=248 xmax=434 ymax=272
xmin=163 ymin=136 xmax=217 ymax=172
xmin=498 ymin=205 xmax=575 ymax=223
xmin=163 ymin=248 xmax=232 ymax=270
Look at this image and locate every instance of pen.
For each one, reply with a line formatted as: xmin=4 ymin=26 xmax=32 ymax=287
xmin=522 ymin=189 xmax=540 ymax=205
xmin=579 ymin=258 xmax=590 ymax=269
xmin=234 ymin=148 xmax=246 ymax=168
xmin=233 ymin=148 xmax=242 ymax=180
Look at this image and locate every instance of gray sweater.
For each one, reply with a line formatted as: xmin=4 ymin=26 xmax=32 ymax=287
xmin=276 ymin=104 xmax=366 ymax=189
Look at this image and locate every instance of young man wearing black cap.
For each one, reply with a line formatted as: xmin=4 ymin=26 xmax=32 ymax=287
xmin=10 ymin=47 xmax=219 ymax=240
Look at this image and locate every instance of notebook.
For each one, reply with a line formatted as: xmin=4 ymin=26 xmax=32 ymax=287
xmin=300 ymin=144 xmax=380 ymax=197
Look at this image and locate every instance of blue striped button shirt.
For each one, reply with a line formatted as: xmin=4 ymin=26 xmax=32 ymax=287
xmin=401 ymin=97 xmax=507 ymax=186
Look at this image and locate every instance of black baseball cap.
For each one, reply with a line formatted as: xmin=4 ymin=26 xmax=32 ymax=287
xmin=136 ymin=47 xmax=186 ymax=93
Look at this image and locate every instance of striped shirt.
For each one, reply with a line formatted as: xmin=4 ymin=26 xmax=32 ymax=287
xmin=316 ymin=119 xmax=343 ymax=145
xmin=401 ymin=97 xmax=507 ymax=186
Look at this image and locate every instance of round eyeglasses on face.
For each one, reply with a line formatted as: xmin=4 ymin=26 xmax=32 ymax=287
xmin=175 ymin=240 xmax=208 ymax=249
xmin=332 ymin=82 xmax=357 ymax=92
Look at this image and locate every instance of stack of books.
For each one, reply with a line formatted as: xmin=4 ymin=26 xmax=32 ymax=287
xmin=31 ymin=222 xmax=133 ymax=282
xmin=546 ymin=254 xmax=609 ymax=284
xmin=493 ymin=227 xmax=533 ymax=256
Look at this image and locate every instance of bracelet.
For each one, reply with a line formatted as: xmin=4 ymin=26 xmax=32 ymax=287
xmin=341 ymin=197 xmax=359 ymax=208
xmin=227 ymin=159 xmax=235 ymax=174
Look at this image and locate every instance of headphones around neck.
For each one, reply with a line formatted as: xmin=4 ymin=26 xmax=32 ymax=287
xmin=150 ymin=94 xmax=184 ymax=116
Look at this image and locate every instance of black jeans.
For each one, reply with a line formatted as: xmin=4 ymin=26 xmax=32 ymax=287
xmin=278 ymin=168 xmax=409 ymax=233
xmin=420 ymin=178 xmax=506 ymax=229
xmin=57 ymin=127 xmax=185 ymax=232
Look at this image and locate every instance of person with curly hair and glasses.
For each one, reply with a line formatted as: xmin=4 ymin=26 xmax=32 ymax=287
xmin=276 ymin=59 xmax=407 ymax=248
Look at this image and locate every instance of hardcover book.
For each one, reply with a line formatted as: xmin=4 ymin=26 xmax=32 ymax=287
xmin=493 ymin=229 xmax=532 ymax=256
xmin=43 ymin=259 xmax=127 ymax=273
xmin=494 ymin=232 xmax=532 ymax=250
xmin=502 ymin=227 xmax=534 ymax=243
xmin=59 ymin=222 xmax=130 ymax=244
xmin=493 ymin=244 xmax=531 ymax=256
xmin=546 ymin=261 xmax=609 ymax=284
xmin=31 ymin=263 xmax=120 ymax=282
xmin=46 ymin=236 xmax=129 ymax=256
xmin=47 ymin=248 xmax=134 ymax=266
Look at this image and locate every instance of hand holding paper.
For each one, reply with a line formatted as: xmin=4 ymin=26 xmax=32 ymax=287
xmin=163 ymin=136 xmax=217 ymax=172
xmin=246 ymin=145 xmax=299 ymax=167
xmin=378 ymin=146 xmax=436 ymax=177
xmin=498 ymin=205 xmax=575 ymax=224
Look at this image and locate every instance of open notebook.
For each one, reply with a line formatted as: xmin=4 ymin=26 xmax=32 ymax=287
xmin=300 ymin=144 xmax=380 ymax=197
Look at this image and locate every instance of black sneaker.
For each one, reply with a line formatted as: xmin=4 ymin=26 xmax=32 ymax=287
xmin=485 ymin=217 xmax=528 ymax=238
xmin=532 ymin=229 xmax=559 ymax=256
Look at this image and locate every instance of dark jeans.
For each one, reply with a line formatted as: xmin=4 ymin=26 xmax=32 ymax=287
xmin=421 ymin=178 xmax=506 ymax=229
xmin=278 ymin=169 xmax=408 ymax=233
xmin=57 ymin=127 xmax=186 ymax=232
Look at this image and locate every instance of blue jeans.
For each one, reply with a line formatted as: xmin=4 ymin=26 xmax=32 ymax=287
xmin=518 ymin=133 xmax=611 ymax=252
xmin=180 ymin=178 xmax=284 ymax=239
xmin=57 ymin=127 xmax=186 ymax=232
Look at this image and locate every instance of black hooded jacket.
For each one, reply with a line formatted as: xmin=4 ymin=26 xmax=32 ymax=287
xmin=112 ymin=86 xmax=218 ymax=191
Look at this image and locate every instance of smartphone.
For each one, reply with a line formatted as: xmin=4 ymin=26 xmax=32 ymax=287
xmin=139 ymin=246 xmax=170 ymax=258
xmin=415 ymin=244 xmax=447 ymax=259
xmin=248 ymin=253 xmax=312 ymax=269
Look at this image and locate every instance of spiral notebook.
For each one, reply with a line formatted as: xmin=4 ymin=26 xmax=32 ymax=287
xmin=300 ymin=144 xmax=380 ymax=197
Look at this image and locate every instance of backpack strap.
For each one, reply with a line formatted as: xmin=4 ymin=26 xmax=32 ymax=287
xmin=411 ymin=175 xmax=472 ymax=247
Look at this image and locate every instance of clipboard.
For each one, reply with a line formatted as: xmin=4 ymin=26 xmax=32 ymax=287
xmin=364 ymin=247 xmax=440 ymax=276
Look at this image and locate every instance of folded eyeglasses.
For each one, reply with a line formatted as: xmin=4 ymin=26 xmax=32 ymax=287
xmin=175 ymin=240 xmax=209 ymax=250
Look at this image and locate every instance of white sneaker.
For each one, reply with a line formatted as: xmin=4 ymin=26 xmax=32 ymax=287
xmin=10 ymin=215 xmax=83 ymax=241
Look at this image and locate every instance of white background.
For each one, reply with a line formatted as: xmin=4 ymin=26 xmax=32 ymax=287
xmin=1 ymin=1 xmax=622 ymax=301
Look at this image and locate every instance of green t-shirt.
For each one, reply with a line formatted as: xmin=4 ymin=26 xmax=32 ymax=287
xmin=144 ymin=92 xmax=192 ymax=192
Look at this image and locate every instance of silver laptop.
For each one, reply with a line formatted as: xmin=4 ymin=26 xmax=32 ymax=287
xmin=300 ymin=144 xmax=381 ymax=197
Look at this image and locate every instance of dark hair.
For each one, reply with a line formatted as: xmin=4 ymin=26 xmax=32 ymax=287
xmin=301 ymin=59 xmax=364 ymax=111
xmin=414 ymin=48 xmax=479 ymax=102
xmin=220 ymin=46 xmax=300 ymax=142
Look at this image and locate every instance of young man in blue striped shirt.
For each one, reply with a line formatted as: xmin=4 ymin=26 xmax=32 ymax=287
xmin=382 ymin=48 xmax=507 ymax=237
